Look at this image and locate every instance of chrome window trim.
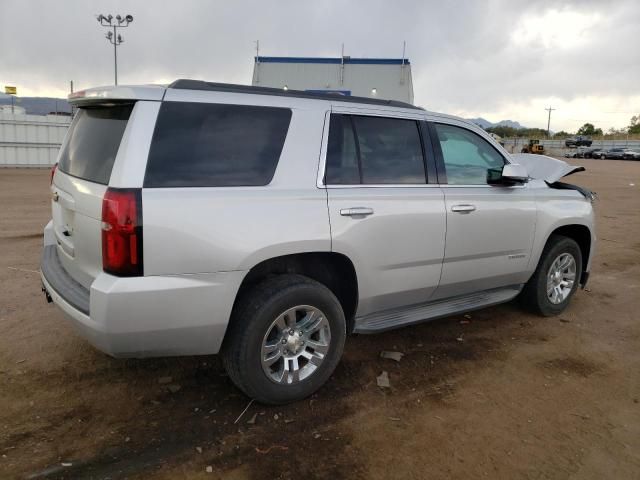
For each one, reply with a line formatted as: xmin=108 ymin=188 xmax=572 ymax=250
xmin=326 ymin=184 xmax=442 ymax=189
xmin=438 ymin=184 xmax=527 ymax=189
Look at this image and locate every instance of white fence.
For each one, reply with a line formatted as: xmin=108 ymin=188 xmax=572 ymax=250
xmin=0 ymin=112 xmax=71 ymax=167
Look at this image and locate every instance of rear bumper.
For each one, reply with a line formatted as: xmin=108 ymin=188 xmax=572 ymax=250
xmin=41 ymin=238 xmax=245 ymax=358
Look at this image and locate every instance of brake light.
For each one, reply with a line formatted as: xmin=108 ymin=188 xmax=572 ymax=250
xmin=101 ymin=188 xmax=143 ymax=276
xmin=50 ymin=163 xmax=58 ymax=185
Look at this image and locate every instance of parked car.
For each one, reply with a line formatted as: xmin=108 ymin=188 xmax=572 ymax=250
xmin=623 ymin=149 xmax=640 ymax=160
xmin=41 ymin=81 xmax=596 ymax=404
xmin=582 ymin=148 xmax=603 ymax=158
xmin=564 ymin=147 xmax=590 ymax=158
xmin=600 ymin=148 xmax=629 ymax=159
xmin=565 ymin=136 xmax=593 ymax=148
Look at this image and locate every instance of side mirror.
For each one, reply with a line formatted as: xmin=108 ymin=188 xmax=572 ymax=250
xmin=487 ymin=163 xmax=529 ymax=185
xmin=502 ymin=163 xmax=529 ymax=183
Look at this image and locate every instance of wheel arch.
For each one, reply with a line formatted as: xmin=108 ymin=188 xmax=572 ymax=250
xmin=230 ymin=252 xmax=359 ymax=333
xmin=546 ymin=224 xmax=592 ymax=285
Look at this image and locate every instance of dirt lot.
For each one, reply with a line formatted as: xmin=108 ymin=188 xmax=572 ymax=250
xmin=1 ymin=159 xmax=639 ymax=479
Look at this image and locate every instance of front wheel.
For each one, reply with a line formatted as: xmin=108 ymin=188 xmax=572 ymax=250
xmin=222 ymin=274 xmax=346 ymax=405
xmin=520 ymin=235 xmax=583 ymax=316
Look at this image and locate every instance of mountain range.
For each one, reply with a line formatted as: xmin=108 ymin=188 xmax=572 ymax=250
xmin=466 ymin=118 xmax=525 ymax=129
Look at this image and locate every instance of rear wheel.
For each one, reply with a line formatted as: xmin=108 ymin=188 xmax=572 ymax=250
xmin=520 ymin=235 xmax=582 ymax=316
xmin=222 ymin=274 xmax=346 ymax=405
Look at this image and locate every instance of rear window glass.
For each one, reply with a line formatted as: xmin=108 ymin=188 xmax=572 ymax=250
xmin=58 ymin=105 xmax=133 ymax=185
xmin=144 ymin=102 xmax=292 ymax=188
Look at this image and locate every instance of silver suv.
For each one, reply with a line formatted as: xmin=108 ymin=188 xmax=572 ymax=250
xmin=41 ymin=80 xmax=596 ymax=404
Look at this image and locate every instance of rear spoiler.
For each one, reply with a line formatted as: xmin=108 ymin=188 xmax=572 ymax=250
xmin=68 ymin=85 xmax=166 ymax=106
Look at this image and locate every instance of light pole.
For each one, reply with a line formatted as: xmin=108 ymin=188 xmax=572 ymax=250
xmin=96 ymin=14 xmax=134 ymax=85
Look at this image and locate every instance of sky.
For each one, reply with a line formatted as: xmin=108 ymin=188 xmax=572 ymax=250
xmin=1 ymin=0 xmax=638 ymax=132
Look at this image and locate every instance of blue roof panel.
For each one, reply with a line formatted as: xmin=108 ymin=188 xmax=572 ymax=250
xmin=256 ymin=56 xmax=410 ymax=65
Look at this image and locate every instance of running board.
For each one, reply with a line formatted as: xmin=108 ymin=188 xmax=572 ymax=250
xmin=353 ymin=285 xmax=522 ymax=334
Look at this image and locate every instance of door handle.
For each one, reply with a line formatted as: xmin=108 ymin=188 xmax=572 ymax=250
xmin=451 ymin=204 xmax=476 ymax=213
xmin=340 ymin=207 xmax=374 ymax=217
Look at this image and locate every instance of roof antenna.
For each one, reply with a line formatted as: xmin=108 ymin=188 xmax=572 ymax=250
xmin=400 ymin=41 xmax=406 ymax=85
xmin=340 ymin=43 xmax=345 ymax=86
xmin=255 ymin=40 xmax=260 ymax=84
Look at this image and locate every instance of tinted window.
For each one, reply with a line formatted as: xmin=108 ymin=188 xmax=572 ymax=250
xmin=434 ymin=123 xmax=505 ymax=185
xmin=325 ymin=114 xmax=425 ymax=185
xmin=58 ymin=105 xmax=133 ymax=185
xmin=325 ymin=115 xmax=360 ymax=184
xmin=144 ymin=102 xmax=292 ymax=187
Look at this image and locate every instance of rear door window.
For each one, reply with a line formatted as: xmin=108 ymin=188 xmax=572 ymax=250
xmin=325 ymin=114 xmax=426 ymax=185
xmin=58 ymin=105 xmax=133 ymax=185
xmin=144 ymin=102 xmax=292 ymax=188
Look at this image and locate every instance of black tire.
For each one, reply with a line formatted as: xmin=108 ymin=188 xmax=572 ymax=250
xmin=221 ymin=274 xmax=346 ymax=405
xmin=520 ymin=235 xmax=583 ymax=317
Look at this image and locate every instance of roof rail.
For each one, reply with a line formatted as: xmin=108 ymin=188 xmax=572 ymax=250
xmin=167 ymin=79 xmax=421 ymax=110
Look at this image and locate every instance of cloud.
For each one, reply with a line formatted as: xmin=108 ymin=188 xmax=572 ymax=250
xmin=0 ymin=0 xmax=637 ymax=131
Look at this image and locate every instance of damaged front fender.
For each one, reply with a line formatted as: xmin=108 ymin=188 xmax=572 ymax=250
xmin=509 ymin=153 xmax=596 ymax=201
xmin=510 ymin=153 xmax=585 ymax=183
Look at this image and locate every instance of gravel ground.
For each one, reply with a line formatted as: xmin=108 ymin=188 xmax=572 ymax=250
xmin=0 ymin=158 xmax=639 ymax=479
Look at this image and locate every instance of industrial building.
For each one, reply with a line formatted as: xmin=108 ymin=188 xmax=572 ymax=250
xmin=252 ymin=56 xmax=414 ymax=104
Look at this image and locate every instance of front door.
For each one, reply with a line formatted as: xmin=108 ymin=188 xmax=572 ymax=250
xmin=429 ymin=121 xmax=537 ymax=300
xmin=322 ymin=112 xmax=446 ymax=318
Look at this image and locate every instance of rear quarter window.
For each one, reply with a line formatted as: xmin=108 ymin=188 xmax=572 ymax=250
xmin=58 ymin=105 xmax=133 ymax=185
xmin=144 ymin=102 xmax=292 ymax=188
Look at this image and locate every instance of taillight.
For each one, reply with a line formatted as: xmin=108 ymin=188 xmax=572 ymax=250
xmin=50 ymin=163 xmax=58 ymax=185
xmin=101 ymin=188 xmax=143 ymax=276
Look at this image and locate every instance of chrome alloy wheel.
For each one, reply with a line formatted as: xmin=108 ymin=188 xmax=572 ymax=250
xmin=546 ymin=253 xmax=577 ymax=304
xmin=261 ymin=305 xmax=331 ymax=384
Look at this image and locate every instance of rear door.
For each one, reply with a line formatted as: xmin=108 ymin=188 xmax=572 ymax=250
xmin=51 ymin=104 xmax=134 ymax=289
xmin=429 ymin=121 xmax=536 ymax=299
xmin=323 ymin=110 xmax=446 ymax=318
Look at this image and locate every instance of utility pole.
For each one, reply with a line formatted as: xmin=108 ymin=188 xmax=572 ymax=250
xmin=545 ymin=106 xmax=556 ymax=139
xmin=96 ymin=14 xmax=134 ymax=85
xmin=70 ymin=81 xmax=75 ymax=118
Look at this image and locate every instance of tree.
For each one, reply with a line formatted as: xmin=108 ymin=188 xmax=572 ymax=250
xmin=486 ymin=126 xmax=548 ymax=139
xmin=553 ymin=131 xmax=572 ymax=138
xmin=577 ymin=123 xmax=598 ymax=136
xmin=629 ymin=115 xmax=640 ymax=135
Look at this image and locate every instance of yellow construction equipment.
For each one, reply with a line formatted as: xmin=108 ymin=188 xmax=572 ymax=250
xmin=521 ymin=139 xmax=545 ymax=154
